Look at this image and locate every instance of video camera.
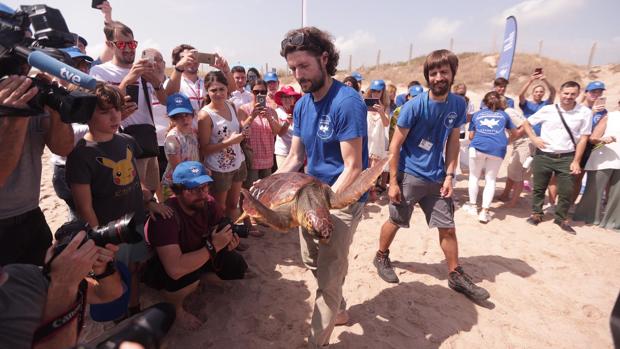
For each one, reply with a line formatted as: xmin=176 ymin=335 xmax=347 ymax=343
xmin=75 ymin=302 xmax=176 ymax=349
xmin=0 ymin=3 xmax=98 ymax=123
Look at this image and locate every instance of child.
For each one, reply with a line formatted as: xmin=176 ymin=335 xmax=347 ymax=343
xmin=161 ymin=93 xmax=199 ymax=200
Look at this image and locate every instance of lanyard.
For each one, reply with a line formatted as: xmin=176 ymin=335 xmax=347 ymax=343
xmin=183 ymin=77 xmax=203 ymax=100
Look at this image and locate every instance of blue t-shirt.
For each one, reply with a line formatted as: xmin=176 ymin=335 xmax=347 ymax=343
xmin=480 ymin=96 xmax=515 ymax=110
xmin=469 ymin=109 xmax=515 ymax=159
xmin=592 ymin=109 xmax=607 ymax=128
xmin=395 ymin=93 xmax=408 ymax=107
xmin=293 ymin=80 xmax=369 ymax=200
xmin=520 ymin=99 xmax=551 ymax=136
xmin=396 ymin=92 xmax=466 ymax=182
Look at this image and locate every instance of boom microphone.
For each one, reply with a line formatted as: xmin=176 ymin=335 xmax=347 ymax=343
xmin=27 ymin=50 xmax=96 ymax=90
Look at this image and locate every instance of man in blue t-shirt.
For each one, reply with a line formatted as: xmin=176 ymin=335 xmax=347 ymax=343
xmin=374 ymin=49 xmax=490 ymax=302
xmin=518 ymin=69 xmax=556 ymax=136
xmin=277 ymin=27 xmax=368 ymax=348
xmin=395 ymin=80 xmax=422 ymax=107
xmin=480 ymin=77 xmax=515 ymax=110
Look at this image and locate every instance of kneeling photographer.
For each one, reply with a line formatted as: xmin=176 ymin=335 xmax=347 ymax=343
xmin=0 ymin=228 xmax=122 ymax=349
xmin=143 ymin=161 xmax=247 ymax=330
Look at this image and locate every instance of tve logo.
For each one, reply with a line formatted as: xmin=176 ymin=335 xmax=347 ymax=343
xmin=59 ymin=67 xmax=82 ymax=84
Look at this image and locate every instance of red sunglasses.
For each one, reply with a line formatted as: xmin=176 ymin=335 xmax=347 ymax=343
xmin=110 ymin=40 xmax=138 ymax=50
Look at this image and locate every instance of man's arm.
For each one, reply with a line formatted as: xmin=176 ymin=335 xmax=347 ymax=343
xmin=331 ymin=137 xmax=364 ymax=194
xmin=571 ymin=135 xmax=589 ymax=174
xmin=96 ymin=1 xmax=114 ymax=64
xmin=441 ymin=128 xmax=460 ymax=197
xmin=542 ymin=77 xmax=556 ymax=102
xmin=522 ymin=120 xmax=547 ymax=149
xmin=274 ymin=135 xmax=305 ymax=174
xmin=43 ymin=108 xmax=74 ymax=156
xmin=387 ymin=126 xmax=410 ymax=204
xmin=71 ymin=184 xmax=99 ymax=227
xmin=518 ymin=75 xmax=535 ymax=105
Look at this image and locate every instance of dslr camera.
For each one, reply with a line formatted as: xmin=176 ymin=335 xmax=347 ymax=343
xmin=0 ymin=3 xmax=97 ymax=123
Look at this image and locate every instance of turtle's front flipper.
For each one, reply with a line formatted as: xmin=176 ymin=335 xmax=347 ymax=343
xmin=329 ymin=155 xmax=390 ymax=209
xmin=239 ymin=188 xmax=292 ymax=232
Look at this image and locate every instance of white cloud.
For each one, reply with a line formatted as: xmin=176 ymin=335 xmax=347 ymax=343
xmin=419 ymin=17 xmax=462 ymax=41
xmin=494 ymin=0 xmax=586 ymax=25
xmin=334 ymin=30 xmax=377 ymax=53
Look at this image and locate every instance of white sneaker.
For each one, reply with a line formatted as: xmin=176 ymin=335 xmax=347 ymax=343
xmin=462 ymin=203 xmax=478 ymax=216
xmin=478 ymin=209 xmax=490 ymax=223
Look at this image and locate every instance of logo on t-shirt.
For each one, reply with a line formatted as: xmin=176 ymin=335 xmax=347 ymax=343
xmin=96 ymin=146 xmax=137 ymax=186
xmin=444 ymin=112 xmax=458 ymax=128
xmin=317 ymin=114 xmax=334 ymax=140
xmin=476 ymin=115 xmax=504 ymax=135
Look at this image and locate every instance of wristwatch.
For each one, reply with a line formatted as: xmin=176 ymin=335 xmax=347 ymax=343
xmin=175 ymin=66 xmax=184 ymax=73
xmin=90 ymin=261 xmax=117 ymax=281
xmin=445 ymin=172 xmax=455 ymax=178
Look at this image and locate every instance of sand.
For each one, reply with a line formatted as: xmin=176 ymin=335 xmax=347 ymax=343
xmin=37 ymin=64 xmax=620 ymax=348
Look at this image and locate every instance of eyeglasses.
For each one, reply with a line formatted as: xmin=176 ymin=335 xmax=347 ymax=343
xmin=186 ymin=184 xmax=209 ymax=195
xmin=281 ymin=32 xmax=306 ymax=50
xmin=208 ymin=87 xmax=226 ymax=93
xmin=111 ymin=40 xmax=138 ymax=50
xmin=252 ymin=89 xmax=267 ymax=95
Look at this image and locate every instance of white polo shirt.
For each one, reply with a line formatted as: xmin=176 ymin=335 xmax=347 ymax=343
xmin=528 ymin=103 xmax=592 ymax=154
xmin=229 ymin=89 xmax=253 ymax=109
xmin=90 ymin=62 xmax=154 ymax=128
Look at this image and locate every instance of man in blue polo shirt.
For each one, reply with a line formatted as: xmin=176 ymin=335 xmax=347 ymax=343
xmin=480 ymin=77 xmax=515 ymax=110
xmin=277 ymin=27 xmax=368 ymax=348
xmin=373 ymin=49 xmax=490 ymax=302
xmin=518 ymin=69 xmax=556 ymax=136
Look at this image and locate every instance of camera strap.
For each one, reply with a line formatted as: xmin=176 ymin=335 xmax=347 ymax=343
xmin=32 ymin=280 xmax=88 ymax=345
xmin=555 ymin=104 xmax=577 ymax=149
xmin=141 ymin=78 xmax=155 ymax=124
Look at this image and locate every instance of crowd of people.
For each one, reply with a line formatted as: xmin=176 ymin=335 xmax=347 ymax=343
xmin=0 ymin=1 xmax=619 ymax=348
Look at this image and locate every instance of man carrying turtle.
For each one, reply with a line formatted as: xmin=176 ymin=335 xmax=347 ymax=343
xmin=277 ymin=27 xmax=369 ymax=348
xmin=373 ymin=49 xmax=490 ymax=302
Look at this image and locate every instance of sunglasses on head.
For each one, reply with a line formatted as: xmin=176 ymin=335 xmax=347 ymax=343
xmin=281 ymin=32 xmax=306 ymax=50
xmin=111 ymin=40 xmax=138 ymax=50
xmin=252 ymin=89 xmax=267 ymax=95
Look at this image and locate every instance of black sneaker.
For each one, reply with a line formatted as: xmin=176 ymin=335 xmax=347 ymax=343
xmin=448 ymin=266 xmax=490 ymax=301
xmin=554 ymin=220 xmax=576 ymax=235
xmin=373 ymin=250 xmax=399 ymax=283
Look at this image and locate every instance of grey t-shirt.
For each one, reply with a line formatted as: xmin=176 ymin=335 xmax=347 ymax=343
xmin=0 ymin=117 xmax=47 ymax=219
xmin=0 ymin=264 xmax=49 ymax=349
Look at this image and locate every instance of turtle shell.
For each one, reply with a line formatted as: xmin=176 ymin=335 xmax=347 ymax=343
xmin=250 ymin=172 xmax=324 ymax=209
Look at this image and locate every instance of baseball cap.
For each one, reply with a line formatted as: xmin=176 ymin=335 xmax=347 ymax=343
xmin=369 ymin=79 xmax=386 ymax=91
xmin=351 ymin=71 xmax=363 ymax=82
xmin=172 ymin=161 xmax=213 ymax=189
xmin=60 ymin=46 xmax=93 ymax=63
xmin=408 ymin=85 xmax=424 ymax=97
xmin=585 ymin=81 xmax=606 ymax=92
xmin=264 ymin=71 xmax=279 ymax=82
xmin=166 ymin=93 xmax=194 ymax=117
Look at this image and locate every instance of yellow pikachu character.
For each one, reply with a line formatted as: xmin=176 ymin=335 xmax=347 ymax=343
xmin=96 ymin=146 xmax=137 ymax=186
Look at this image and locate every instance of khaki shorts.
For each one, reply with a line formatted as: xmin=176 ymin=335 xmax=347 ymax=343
xmin=136 ymin=156 xmax=160 ymax=191
xmin=209 ymin=161 xmax=248 ymax=193
xmin=507 ymin=140 xmax=535 ymax=182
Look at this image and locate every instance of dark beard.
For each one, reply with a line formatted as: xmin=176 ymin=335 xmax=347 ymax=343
xmin=429 ymin=80 xmax=450 ymax=97
xmin=298 ymin=74 xmax=325 ymax=93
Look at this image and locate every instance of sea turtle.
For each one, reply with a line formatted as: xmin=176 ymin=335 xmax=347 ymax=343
xmin=236 ymin=156 xmax=390 ymax=240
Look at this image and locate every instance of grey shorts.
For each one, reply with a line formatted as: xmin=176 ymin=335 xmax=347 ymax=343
xmin=209 ymin=161 xmax=248 ymax=194
xmin=388 ymin=172 xmax=455 ymax=229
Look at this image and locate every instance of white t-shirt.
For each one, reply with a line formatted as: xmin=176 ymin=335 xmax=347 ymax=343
xmin=585 ymin=111 xmax=620 ymax=171
xmin=528 ymin=103 xmax=592 ymax=154
xmin=90 ymin=62 xmax=154 ymax=128
xmin=229 ymin=89 xmax=253 ymax=109
xmin=275 ymin=107 xmax=293 ymax=156
xmin=152 ymin=78 xmax=170 ymax=146
xmin=180 ymin=76 xmax=205 ymax=112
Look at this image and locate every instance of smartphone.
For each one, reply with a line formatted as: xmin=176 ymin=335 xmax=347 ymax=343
xmin=195 ymin=52 xmax=216 ymax=65
xmin=91 ymin=0 xmax=105 ymax=9
xmin=125 ymin=85 xmax=139 ymax=103
xmin=142 ymin=51 xmax=155 ymax=64
xmin=593 ymin=96 xmax=606 ymax=108
xmin=256 ymin=94 xmax=267 ymax=108
xmin=364 ymin=98 xmax=379 ymax=107
xmin=534 ymin=67 xmax=543 ymax=75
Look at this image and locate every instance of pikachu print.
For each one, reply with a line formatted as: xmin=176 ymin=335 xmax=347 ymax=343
xmin=96 ymin=146 xmax=137 ymax=186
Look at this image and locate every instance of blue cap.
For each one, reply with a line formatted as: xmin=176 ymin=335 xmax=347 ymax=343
xmin=351 ymin=71 xmax=363 ymax=82
xmin=585 ymin=81 xmax=605 ymax=92
xmin=60 ymin=46 xmax=93 ymax=63
xmin=369 ymin=79 xmax=385 ymax=91
xmin=264 ymin=71 xmax=279 ymax=82
xmin=172 ymin=161 xmax=213 ymax=188
xmin=409 ymin=85 xmax=424 ymax=97
xmin=166 ymin=93 xmax=194 ymax=117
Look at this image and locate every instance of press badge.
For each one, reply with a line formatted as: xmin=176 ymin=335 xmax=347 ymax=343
xmin=419 ymin=139 xmax=433 ymax=151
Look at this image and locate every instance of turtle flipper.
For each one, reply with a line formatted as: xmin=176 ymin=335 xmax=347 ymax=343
xmin=239 ymin=188 xmax=292 ymax=232
xmin=329 ymin=155 xmax=390 ymax=209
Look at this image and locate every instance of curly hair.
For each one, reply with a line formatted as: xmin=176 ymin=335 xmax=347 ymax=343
xmin=280 ymin=27 xmax=340 ymax=76
xmin=171 ymin=44 xmax=195 ymax=65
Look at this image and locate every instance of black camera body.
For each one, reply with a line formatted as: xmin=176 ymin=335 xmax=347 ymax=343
xmin=215 ymin=217 xmax=249 ymax=238
xmin=0 ymin=4 xmax=97 ymax=122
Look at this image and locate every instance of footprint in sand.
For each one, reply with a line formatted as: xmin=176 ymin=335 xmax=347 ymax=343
xmin=581 ymin=304 xmax=603 ymax=320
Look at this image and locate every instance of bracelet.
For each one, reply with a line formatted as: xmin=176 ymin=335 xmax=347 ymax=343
xmin=204 ymin=237 xmax=217 ymax=259
xmin=445 ymin=172 xmax=455 ymax=178
xmin=91 ymin=261 xmax=117 ymax=281
xmin=175 ymin=66 xmax=184 ymax=73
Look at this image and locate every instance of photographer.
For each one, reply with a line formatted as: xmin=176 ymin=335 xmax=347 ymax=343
xmin=0 ymin=231 xmax=122 ymax=349
xmin=0 ymin=75 xmax=74 ymax=266
xmin=143 ymin=161 xmax=247 ymax=330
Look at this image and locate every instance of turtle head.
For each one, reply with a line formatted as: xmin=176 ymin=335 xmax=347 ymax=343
xmin=297 ymin=185 xmax=333 ymax=240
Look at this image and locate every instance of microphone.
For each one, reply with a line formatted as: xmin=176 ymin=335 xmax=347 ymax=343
xmin=27 ymin=50 xmax=97 ymax=90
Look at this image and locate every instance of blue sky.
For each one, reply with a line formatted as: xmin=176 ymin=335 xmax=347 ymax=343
xmin=5 ymin=0 xmax=619 ymax=73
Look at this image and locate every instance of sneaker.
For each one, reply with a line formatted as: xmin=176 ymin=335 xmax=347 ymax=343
xmin=478 ymin=209 xmax=490 ymax=224
xmin=448 ymin=266 xmax=490 ymax=301
xmin=554 ymin=220 xmax=576 ymax=235
xmin=373 ymin=250 xmax=399 ymax=283
xmin=462 ymin=203 xmax=478 ymax=217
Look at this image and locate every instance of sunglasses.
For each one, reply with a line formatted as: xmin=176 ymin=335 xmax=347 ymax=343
xmin=281 ymin=32 xmax=306 ymax=50
xmin=111 ymin=40 xmax=138 ymax=50
xmin=252 ymin=89 xmax=267 ymax=95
